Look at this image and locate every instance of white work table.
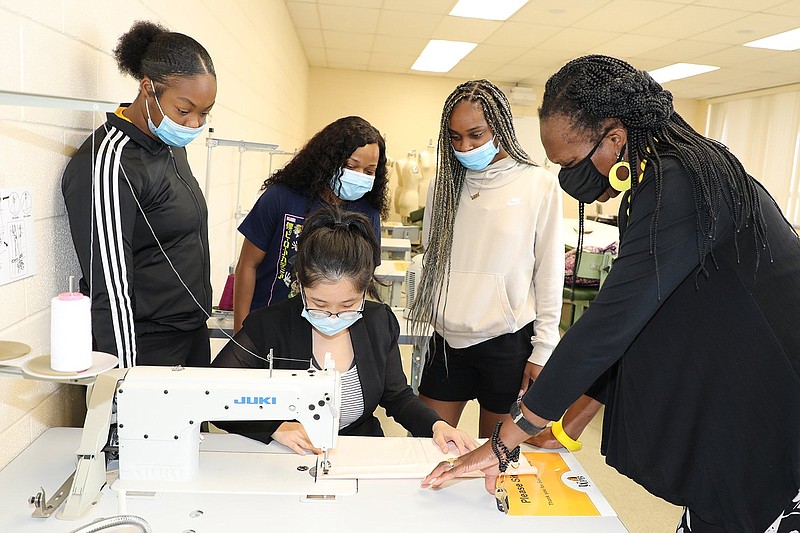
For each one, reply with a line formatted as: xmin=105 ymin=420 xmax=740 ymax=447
xmin=1 ymin=428 xmax=628 ymax=532
xmin=563 ymin=218 xmax=619 ymax=250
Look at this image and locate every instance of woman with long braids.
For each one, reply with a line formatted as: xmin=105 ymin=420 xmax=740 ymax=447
xmin=422 ymin=55 xmax=800 ymax=533
xmin=410 ymin=79 xmax=564 ymax=438
xmin=233 ymin=116 xmax=389 ymax=332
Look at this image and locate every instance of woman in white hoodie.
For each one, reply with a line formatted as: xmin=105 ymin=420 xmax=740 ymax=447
xmin=409 ymin=79 xmax=564 ymax=438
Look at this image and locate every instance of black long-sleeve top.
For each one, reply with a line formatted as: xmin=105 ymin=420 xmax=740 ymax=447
xmin=61 ymin=110 xmax=211 ymax=368
xmin=525 ymin=155 xmax=800 ymax=531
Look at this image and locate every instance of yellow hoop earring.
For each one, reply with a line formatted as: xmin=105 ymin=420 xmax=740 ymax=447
xmin=608 ymin=161 xmax=631 ymax=192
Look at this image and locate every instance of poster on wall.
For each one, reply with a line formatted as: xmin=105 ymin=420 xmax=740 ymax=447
xmin=0 ymin=189 xmax=37 ymax=286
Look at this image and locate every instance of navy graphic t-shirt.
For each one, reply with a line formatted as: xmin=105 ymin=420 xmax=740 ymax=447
xmin=238 ymin=183 xmax=380 ymax=311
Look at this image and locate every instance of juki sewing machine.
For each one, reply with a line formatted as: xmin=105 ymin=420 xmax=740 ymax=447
xmin=37 ymin=360 xmax=341 ymax=521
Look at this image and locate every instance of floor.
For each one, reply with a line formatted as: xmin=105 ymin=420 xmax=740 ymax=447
xmin=377 ymin=345 xmax=683 ymax=533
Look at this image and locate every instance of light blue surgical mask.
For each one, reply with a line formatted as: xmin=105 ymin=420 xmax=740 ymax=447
xmin=300 ymin=288 xmax=365 ymax=336
xmin=453 ymin=137 xmax=500 ymax=171
xmin=146 ymin=94 xmax=206 ymax=147
xmin=301 ymin=308 xmax=362 ymax=336
xmin=331 ymin=168 xmax=375 ymax=201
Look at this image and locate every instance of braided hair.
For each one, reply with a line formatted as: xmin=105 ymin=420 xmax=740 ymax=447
xmin=540 ymin=54 xmax=768 ymax=291
xmin=113 ymin=20 xmax=215 ymax=93
xmin=262 ymin=116 xmax=389 ymax=219
xmin=409 ymin=79 xmax=536 ymax=343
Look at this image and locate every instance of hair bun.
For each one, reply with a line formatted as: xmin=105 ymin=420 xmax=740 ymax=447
xmin=113 ymin=20 xmax=168 ymax=79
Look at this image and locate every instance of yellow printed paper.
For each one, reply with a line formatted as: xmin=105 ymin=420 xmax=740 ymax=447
xmin=505 ymin=452 xmax=600 ymax=516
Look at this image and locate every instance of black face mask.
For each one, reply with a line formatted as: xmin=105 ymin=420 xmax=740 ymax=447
xmin=558 ymin=136 xmax=609 ymax=204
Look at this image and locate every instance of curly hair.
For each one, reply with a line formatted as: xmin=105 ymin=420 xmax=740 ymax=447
xmin=540 ymin=54 xmax=768 ymax=293
xmin=262 ymin=116 xmax=389 ymax=218
xmin=113 ymin=20 xmax=215 ymax=92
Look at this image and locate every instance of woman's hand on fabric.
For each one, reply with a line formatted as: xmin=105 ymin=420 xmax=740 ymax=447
xmin=270 ymin=422 xmax=322 ymax=455
xmin=519 ymin=362 xmax=542 ymax=395
xmin=431 ymin=420 xmax=479 ymax=455
xmin=421 ymin=441 xmax=500 ymax=494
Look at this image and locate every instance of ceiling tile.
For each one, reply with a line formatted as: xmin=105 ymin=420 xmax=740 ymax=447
xmin=445 ymin=59 xmax=500 ymax=80
xmin=691 ymin=13 xmax=800 ymax=45
xmin=636 ymin=5 xmax=751 ymax=39
xmin=464 ymin=43 xmax=529 ymax=63
xmin=483 ymin=22 xmax=562 ymax=47
xmin=286 ymin=1 xmax=320 ymax=29
xmin=381 ymin=0 xmax=456 ymax=14
xmin=634 ymin=39 xmax=731 ymax=63
xmin=432 ymin=16 xmax=502 ymax=43
xmin=511 ymin=0 xmax=614 ymax=27
xmin=535 ymin=28 xmax=621 ymax=55
xmin=693 ymin=0 xmax=786 ymax=11
xmin=376 ymin=10 xmax=445 ymax=37
xmin=323 ymin=30 xmax=375 ymax=51
xmin=283 ymin=0 xmax=800 ymax=99
xmin=591 ymin=34 xmax=677 ymax=58
xmin=318 ymin=0 xmax=387 ymax=7
xmin=326 ymin=48 xmax=371 ymax=65
xmin=571 ymin=0 xmax=683 ymax=31
xmin=765 ymin=1 xmax=800 ymax=17
xmin=692 ymin=46 xmax=782 ymax=69
xmin=369 ymin=52 xmax=418 ymax=70
xmin=318 ymin=4 xmax=380 ymax=33
xmin=372 ymin=34 xmax=429 ymax=55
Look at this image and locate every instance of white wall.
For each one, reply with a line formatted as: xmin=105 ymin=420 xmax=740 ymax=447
xmin=0 ymin=0 xmax=309 ymax=469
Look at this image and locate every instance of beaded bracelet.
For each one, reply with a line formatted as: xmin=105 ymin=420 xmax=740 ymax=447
xmin=490 ymin=421 xmax=521 ymax=473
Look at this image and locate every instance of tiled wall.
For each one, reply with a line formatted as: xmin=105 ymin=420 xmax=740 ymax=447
xmin=0 ymin=0 xmax=309 ymax=469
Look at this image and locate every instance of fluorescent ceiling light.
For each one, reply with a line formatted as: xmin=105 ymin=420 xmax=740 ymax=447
xmin=743 ymin=27 xmax=800 ymax=51
xmin=411 ymin=40 xmax=477 ymax=73
xmin=649 ymin=63 xmax=719 ymax=84
xmin=449 ymin=0 xmax=529 ymax=21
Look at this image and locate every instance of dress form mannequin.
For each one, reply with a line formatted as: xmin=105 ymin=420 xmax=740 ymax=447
xmin=385 ymin=156 xmax=402 ymax=222
xmin=396 ymin=149 xmax=421 ymax=219
xmin=417 ymin=139 xmax=435 ymax=208
xmin=392 ymin=156 xmax=406 ymax=215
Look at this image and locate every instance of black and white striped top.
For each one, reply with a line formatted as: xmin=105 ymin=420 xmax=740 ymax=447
xmin=339 ymin=363 xmax=365 ymax=429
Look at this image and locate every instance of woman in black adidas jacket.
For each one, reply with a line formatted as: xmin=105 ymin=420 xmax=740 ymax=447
xmin=62 ymin=21 xmax=216 ymax=368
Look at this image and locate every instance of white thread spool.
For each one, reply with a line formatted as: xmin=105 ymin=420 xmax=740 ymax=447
xmin=50 ymin=283 xmax=92 ymax=372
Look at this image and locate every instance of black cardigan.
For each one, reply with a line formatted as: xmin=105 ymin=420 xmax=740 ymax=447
xmin=212 ymin=296 xmax=442 ymax=442
xmin=525 ymin=155 xmax=800 ymax=531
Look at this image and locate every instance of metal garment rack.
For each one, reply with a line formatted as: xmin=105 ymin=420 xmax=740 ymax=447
xmin=203 ymin=130 xmax=294 ymax=263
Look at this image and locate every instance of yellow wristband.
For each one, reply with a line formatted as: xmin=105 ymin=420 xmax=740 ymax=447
xmin=551 ymin=418 xmax=582 ymax=452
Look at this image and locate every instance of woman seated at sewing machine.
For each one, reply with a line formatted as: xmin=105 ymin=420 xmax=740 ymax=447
xmin=212 ymin=205 xmax=477 ymax=455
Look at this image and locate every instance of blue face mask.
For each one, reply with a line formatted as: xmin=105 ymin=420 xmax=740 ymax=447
xmin=453 ymin=137 xmax=500 ymax=171
xmin=331 ymin=168 xmax=375 ymax=201
xmin=300 ymin=287 xmax=365 ymax=336
xmin=146 ymin=93 xmax=206 ymax=147
xmin=301 ymin=307 xmax=362 ymax=336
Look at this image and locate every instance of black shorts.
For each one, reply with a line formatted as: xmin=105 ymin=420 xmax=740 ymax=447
xmin=417 ymin=322 xmax=534 ymax=414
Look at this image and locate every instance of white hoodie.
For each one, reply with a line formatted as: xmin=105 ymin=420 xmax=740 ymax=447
xmin=423 ymin=156 xmax=563 ymax=366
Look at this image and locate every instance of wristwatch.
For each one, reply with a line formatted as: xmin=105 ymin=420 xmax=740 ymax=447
xmin=509 ymin=401 xmax=546 ymax=435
